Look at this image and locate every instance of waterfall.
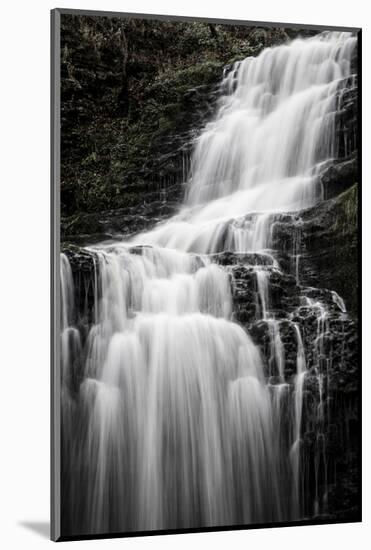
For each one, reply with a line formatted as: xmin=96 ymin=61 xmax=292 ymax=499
xmin=128 ymin=31 xmax=356 ymax=254
xmin=60 ymin=31 xmax=357 ymax=535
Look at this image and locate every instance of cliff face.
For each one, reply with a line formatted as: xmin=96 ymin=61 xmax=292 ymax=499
xmin=61 ymin=15 xmax=315 ymax=222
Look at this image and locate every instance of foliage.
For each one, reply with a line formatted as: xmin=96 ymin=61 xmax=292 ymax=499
xmin=60 ymin=15 xmax=302 ymax=217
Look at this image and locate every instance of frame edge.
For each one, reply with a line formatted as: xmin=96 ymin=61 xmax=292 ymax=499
xmin=54 ymin=7 xmax=361 ymax=33
xmin=51 ymin=7 xmax=61 ymax=543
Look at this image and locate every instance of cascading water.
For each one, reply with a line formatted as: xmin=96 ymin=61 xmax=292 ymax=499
xmin=60 ymin=31 xmax=357 ymax=535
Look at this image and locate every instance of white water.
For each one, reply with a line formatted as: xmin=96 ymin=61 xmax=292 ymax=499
xmin=60 ymin=31 xmax=356 ymax=534
xmin=126 ymin=31 xmax=356 ymax=255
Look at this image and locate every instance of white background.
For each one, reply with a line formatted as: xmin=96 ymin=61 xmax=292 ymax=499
xmin=0 ymin=0 xmax=369 ymax=547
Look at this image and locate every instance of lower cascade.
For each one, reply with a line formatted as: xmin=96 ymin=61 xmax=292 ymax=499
xmin=60 ymin=31 xmax=358 ymax=534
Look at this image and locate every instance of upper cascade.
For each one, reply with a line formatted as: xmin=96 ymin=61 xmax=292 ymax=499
xmin=126 ymin=31 xmax=357 ymax=255
xmin=186 ymin=31 xmax=356 ymax=212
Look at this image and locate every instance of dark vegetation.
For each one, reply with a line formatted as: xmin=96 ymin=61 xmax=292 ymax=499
xmin=61 ymin=15 xmax=314 ymax=219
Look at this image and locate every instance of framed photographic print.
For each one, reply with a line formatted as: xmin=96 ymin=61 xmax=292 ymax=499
xmin=51 ymin=8 xmax=361 ymax=542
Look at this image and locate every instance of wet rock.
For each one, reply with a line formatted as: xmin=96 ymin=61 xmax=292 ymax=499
xmin=271 ymin=185 xmax=358 ymax=315
xmin=210 ymin=251 xmax=275 ymax=266
xmin=61 ymin=245 xmax=97 ymax=325
xmin=320 ymin=156 xmax=357 ymax=200
xmin=61 ymin=200 xmax=181 ymax=244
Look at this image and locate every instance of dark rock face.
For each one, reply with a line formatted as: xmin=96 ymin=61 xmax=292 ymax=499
xmin=271 ymin=185 xmax=358 ymax=315
xmin=211 ymin=251 xmax=275 ymax=267
xmin=319 ymin=72 xmax=358 ymax=201
xmin=60 ymin=15 xmax=227 ymax=218
xmin=60 ymin=15 xmax=319 ymax=226
xmin=320 ymin=156 xmax=357 ymax=200
xmin=62 ymin=245 xmax=97 ymax=328
xmin=61 ymin=199 xmax=181 ymax=243
xmin=335 ymin=75 xmax=358 ymax=159
xmin=228 ymin=242 xmax=358 ymax=519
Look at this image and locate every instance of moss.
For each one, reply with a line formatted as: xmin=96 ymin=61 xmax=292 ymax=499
xmin=60 ymin=15 xmax=301 ymax=217
xmin=299 ymin=184 xmax=358 ymax=316
xmin=332 ymin=184 xmax=358 ymax=235
xmin=326 ymin=184 xmax=358 ymax=315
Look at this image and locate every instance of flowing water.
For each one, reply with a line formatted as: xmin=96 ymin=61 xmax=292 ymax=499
xmin=60 ymin=31 xmax=357 ymax=534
